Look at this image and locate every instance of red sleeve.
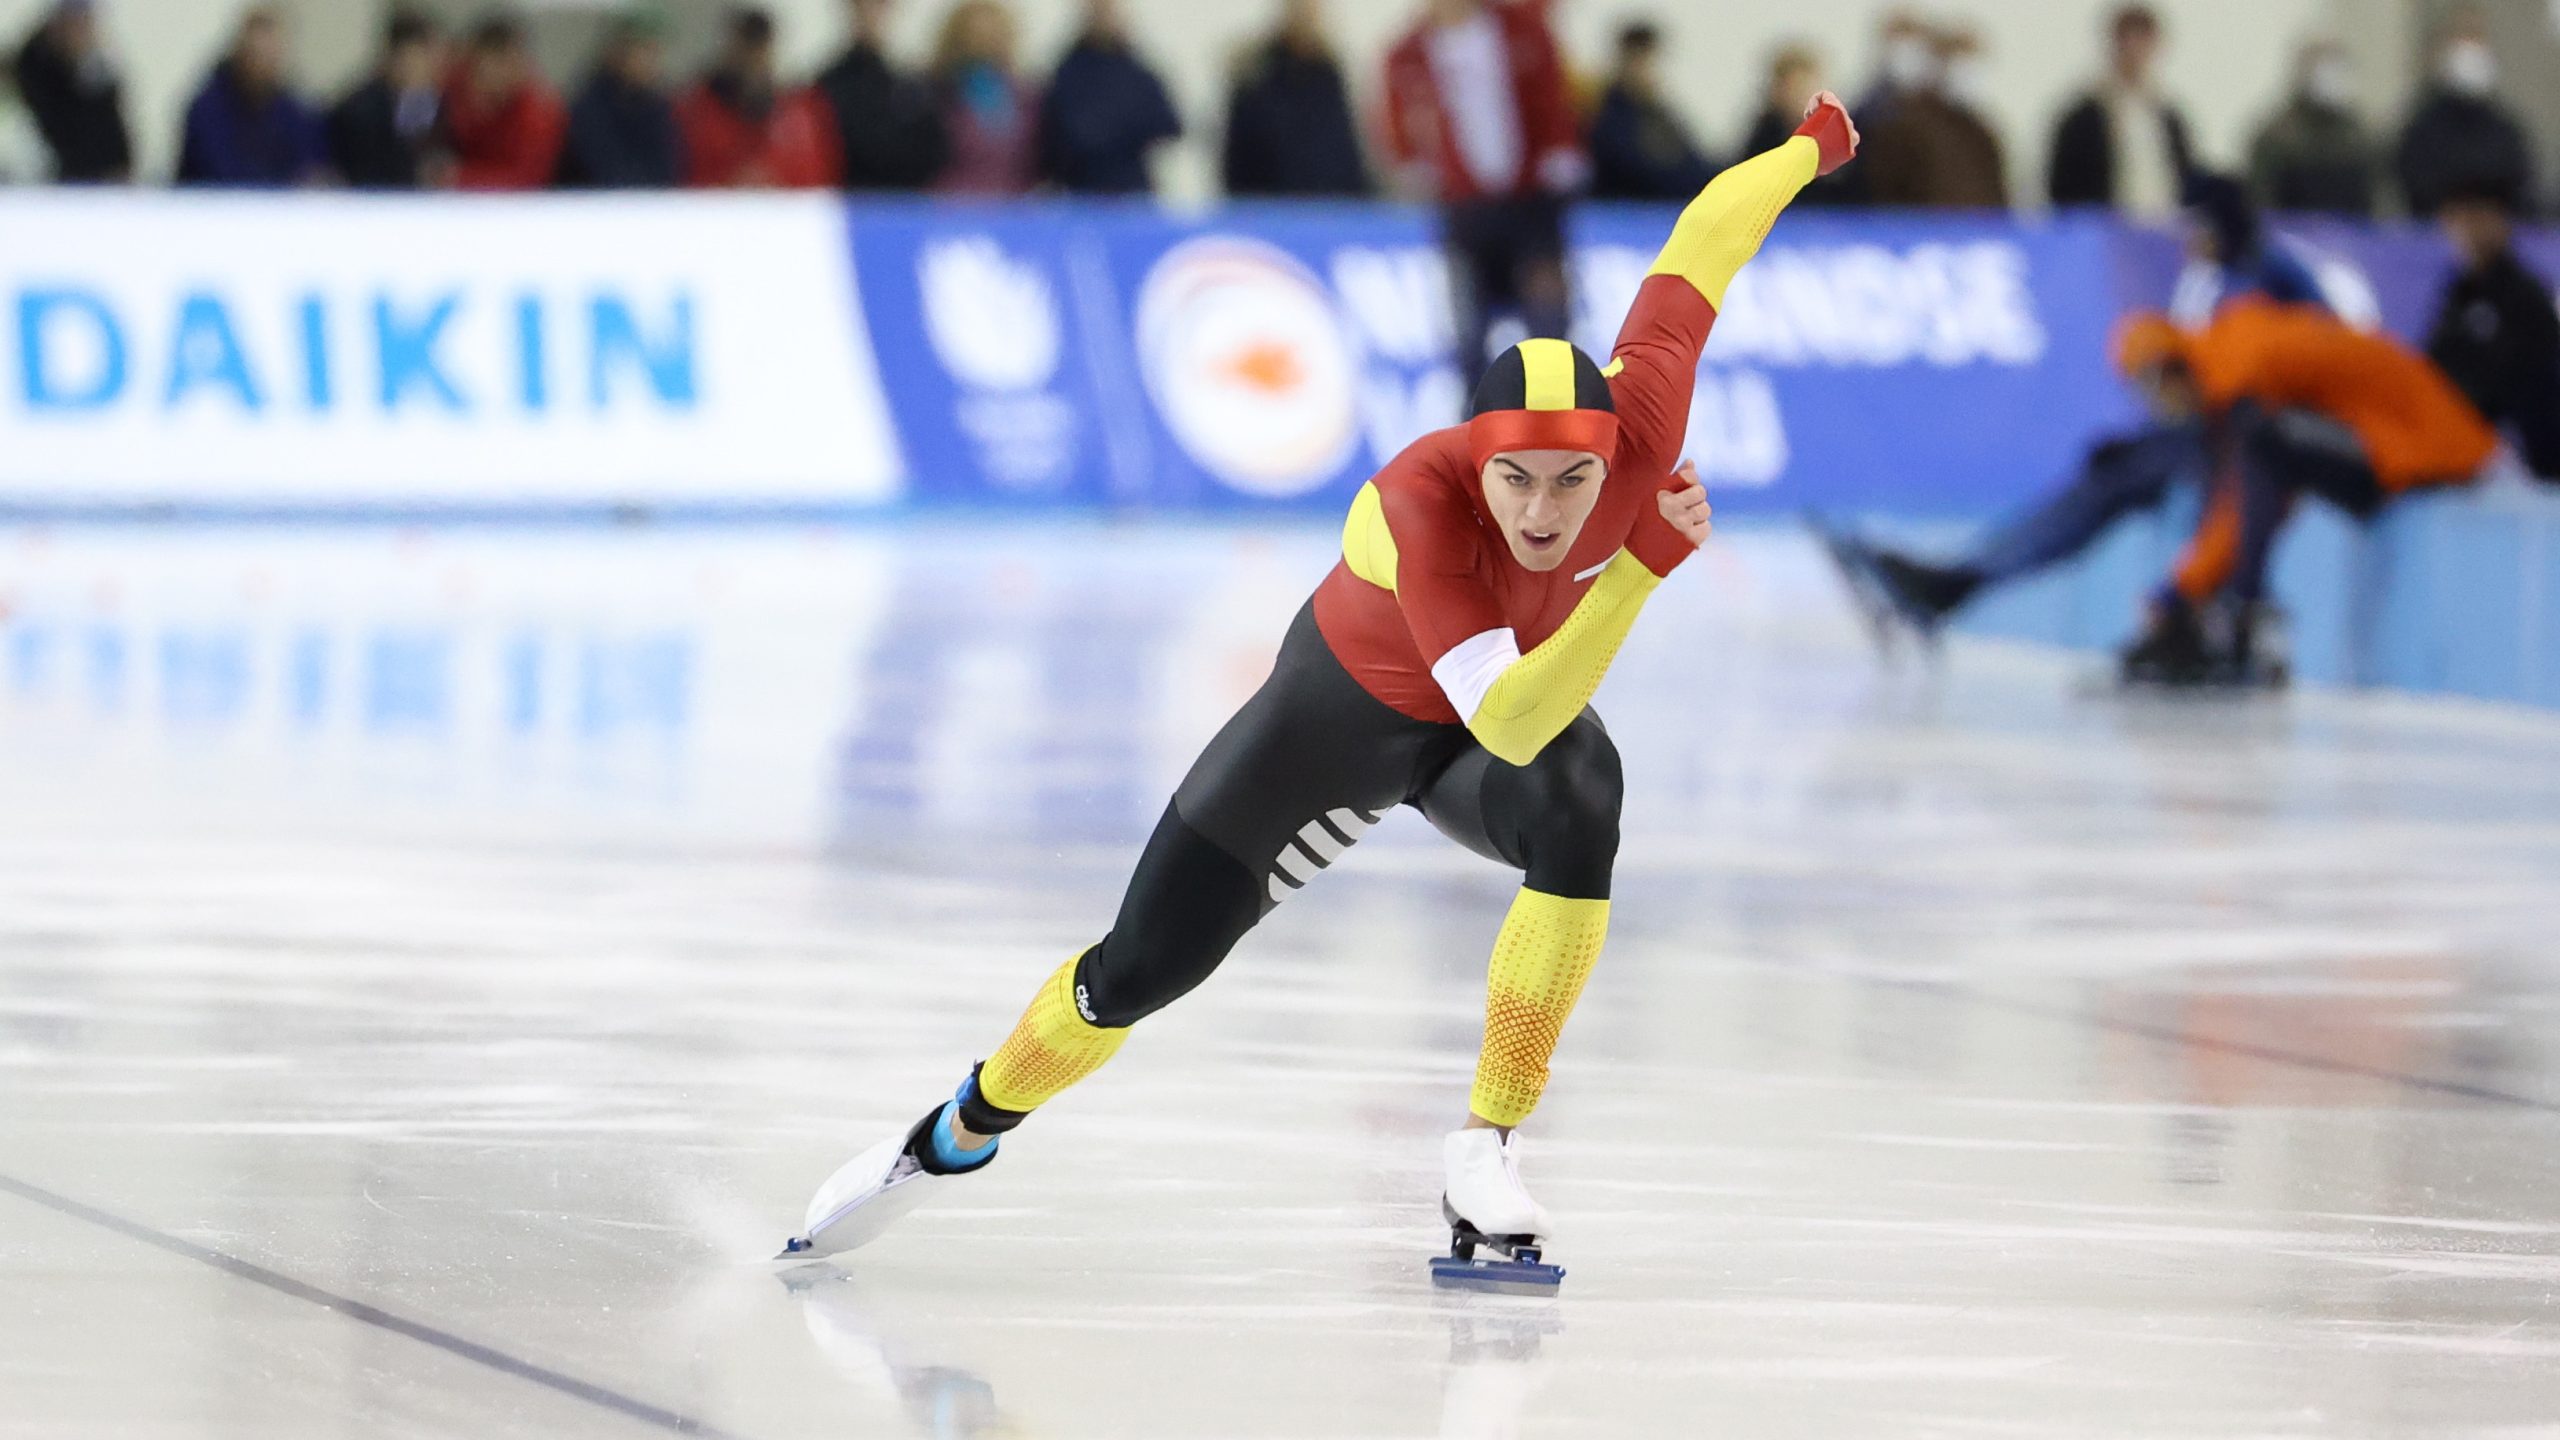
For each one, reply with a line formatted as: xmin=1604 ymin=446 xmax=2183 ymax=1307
xmin=519 ymin=94 xmax=567 ymax=188
xmin=799 ymin=90 xmax=845 ymax=188
xmin=1504 ymin=7 xmax=1581 ymax=163
xmin=1379 ymin=471 xmax=1507 ymax=665
xmin=454 ymin=92 xmax=564 ymax=190
xmin=675 ymin=90 xmax=733 ymax=187
xmin=1379 ymin=38 xmax=1428 ymax=171
xmin=1606 ymin=273 xmax=1718 ymax=480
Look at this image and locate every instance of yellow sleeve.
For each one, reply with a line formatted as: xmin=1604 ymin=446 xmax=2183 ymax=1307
xmin=1468 ymin=553 xmax=1661 ymax=766
xmin=1646 ymin=134 xmax=1820 ymax=311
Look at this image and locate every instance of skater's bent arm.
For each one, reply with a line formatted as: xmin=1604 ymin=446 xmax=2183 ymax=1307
xmin=1606 ymin=96 xmax=1855 ymax=476
xmin=1438 ymin=471 xmax=1705 ymax=767
xmin=1459 ymin=554 xmax=1661 ymax=766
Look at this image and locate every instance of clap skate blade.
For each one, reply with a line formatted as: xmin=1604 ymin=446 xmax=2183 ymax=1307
xmin=1428 ymin=1199 xmax=1565 ymax=1294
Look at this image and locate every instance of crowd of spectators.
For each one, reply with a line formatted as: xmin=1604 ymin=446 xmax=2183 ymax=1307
xmin=0 ymin=0 xmax=2545 ymax=217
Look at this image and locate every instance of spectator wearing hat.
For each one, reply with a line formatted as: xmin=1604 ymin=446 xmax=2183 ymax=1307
xmin=1862 ymin=21 xmax=2006 ymax=208
xmin=10 ymin=0 xmax=131 ymax=182
xmin=177 ymin=6 xmax=326 ymax=187
xmin=2168 ymin=172 xmax=2328 ymax=327
xmin=1587 ymin=21 xmax=1713 ymax=202
xmin=443 ymin=12 xmax=565 ymax=189
xmin=814 ymin=0 xmax=946 ymax=190
xmin=2394 ymin=6 xmax=2534 ymax=220
xmin=2427 ymin=181 xmax=2560 ymax=479
xmin=1221 ymin=0 xmax=1368 ymax=198
xmin=559 ymin=12 xmax=681 ymax=188
xmin=2246 ymin=39 xmax=2379 ymax=217
xmin=677 ymin=7 xmax=840 ymax=188
xmin=2046 ymin=4 xmax=2193 ymax=217
xmin=1040 ymin=0 xmax=1180 ymax=195
xmin=329 ymin=11 xmax=448 ymax=188
xmin=1854 ymin=10 xmax=1936 ymax=130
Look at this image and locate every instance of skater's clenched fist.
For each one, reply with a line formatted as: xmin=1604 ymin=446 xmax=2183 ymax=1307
xmin=1630 ymin=461 xmax=1711 ymax=578
xmin=1659 ymin=461 xmax=1711 ymax=547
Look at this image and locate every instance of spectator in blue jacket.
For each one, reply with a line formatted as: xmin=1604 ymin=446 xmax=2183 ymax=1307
xmin=557 ymin=13 xmax=681 ymax=188
xmin=2169 ymin=172 xmax=2331 ymax=327
xmin=1588 ymin=21 xmax=1714 ymax=201
xmin=1039 ymin=0 xmax=1179 ymax=195
xmin=176 ymin=6 xmax=323 ymax=187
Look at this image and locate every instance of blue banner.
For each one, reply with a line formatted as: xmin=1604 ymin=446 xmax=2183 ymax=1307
xmin=847 ymin=201 xmax=2162 ymax=517
xmin=8 ymin=191 xmax=2547 ymax=518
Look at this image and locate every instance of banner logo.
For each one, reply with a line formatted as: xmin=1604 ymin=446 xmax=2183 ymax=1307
xmin=1135 ymin=238 xmax=1359 ymax=499
xmin=916 ymin=234 xmax=1077 ymax=492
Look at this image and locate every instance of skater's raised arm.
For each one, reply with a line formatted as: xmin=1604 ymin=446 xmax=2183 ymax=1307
xmin=1606 ymin=94 xmax=1858 ymax=478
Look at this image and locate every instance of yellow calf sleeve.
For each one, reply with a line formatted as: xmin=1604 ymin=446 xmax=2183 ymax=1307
xmin=1470 ymin=889 xmax=1610 ymax=1128
xmin=978 ymin=953 xmax=1130 ymax=1114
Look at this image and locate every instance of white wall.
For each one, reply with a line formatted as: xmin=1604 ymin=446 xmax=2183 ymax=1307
xmin=5 ymin=0 xmax=2357 ymax=196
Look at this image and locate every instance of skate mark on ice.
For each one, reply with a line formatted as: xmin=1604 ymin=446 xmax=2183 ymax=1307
xmin=0 ymin=1171 xmax=754 ymax=1440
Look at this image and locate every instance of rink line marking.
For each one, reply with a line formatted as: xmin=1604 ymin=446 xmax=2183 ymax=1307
xmin=0 ymin=1173 xmax=750 ymax=1440
xmin=1954 ymin=993 xmax=2560 ymax=1114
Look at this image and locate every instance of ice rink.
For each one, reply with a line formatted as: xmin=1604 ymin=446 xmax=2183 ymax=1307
xmin=5 ymin=521 xmax=2560 ymax=1439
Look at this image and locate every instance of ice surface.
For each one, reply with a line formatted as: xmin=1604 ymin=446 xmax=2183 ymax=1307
xmin=4 ymin=522 xmax=2559 ymax=1438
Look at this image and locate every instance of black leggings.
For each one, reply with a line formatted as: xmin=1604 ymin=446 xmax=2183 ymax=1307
xmin=1075 ymin=601 xmax=1623 ymax=1030
xmin=2230 ymin=405 xmax=2387 ymax=603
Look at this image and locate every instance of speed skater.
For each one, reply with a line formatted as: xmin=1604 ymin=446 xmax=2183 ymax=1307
xmin=781 ymin=95 xmax=1862 ymax=1288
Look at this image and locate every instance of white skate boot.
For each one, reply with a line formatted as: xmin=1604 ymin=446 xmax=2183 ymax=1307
xmin=778 ymin=1077 xmax=999 ymax=1261
xmin=1429 ymin=1128 xmax=1564 ymax=1293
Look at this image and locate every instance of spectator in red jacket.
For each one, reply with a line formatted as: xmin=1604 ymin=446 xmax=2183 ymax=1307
xmin=1381 ymin=0 xmax=1586 ymax=371
xmin=442 ymin=13 xmax=564 ymax=190
xmin=676 ymin=7 xmax=840 ymax=189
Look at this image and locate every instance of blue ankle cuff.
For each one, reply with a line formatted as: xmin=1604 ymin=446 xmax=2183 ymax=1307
xmin=930 ymin=1099 xmax=997 ymax=1171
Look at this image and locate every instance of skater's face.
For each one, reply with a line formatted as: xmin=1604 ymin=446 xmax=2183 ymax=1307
xmin=1481 ymin=450 xmax=1607 ymax=571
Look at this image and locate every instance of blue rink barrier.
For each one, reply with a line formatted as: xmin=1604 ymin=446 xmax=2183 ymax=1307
xmin=2 ymin=192 xmax=2554 ymax=709
xmin=1950 ymin=482 xmax=2560 ymax=711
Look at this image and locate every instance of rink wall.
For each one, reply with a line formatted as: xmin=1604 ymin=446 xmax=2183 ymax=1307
xmin=0 ymin=192 xmax=2555 ymax=706
xmin=1947 ymin=483 xmax=2560 ymax=710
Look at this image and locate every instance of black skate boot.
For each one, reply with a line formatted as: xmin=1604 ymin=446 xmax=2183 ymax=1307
xmin=2225 ymin=601 xmax=2291 ymax=689
xmin=2118 ymin=600 xmax=2217 ymax=687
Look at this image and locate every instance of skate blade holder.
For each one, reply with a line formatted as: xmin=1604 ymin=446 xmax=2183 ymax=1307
xmin=1430 ymin=1237 xmax=1565 ymax=1295
xmin=1429 ymin=1254 xmax=1565 ymax=1295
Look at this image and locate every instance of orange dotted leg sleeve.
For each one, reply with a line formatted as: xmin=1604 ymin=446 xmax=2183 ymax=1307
xmin=977 ymin=952 xmax=1131 ymax=1115
xmin=2172 ymin=478 xmax=2244 ymax=605
xmin=1470 ymin=889 xmax=1611 ymax=1128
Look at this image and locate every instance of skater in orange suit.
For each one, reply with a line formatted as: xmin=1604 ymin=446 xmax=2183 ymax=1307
xmin=2113 ymin=299 xmax=2499 ymax=682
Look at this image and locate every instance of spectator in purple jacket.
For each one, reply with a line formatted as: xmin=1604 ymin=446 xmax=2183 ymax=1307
xmin=929 ymin=0 xmax=1038 ymax=195
xmin=176 ymin=6 xmax=323 ymax=186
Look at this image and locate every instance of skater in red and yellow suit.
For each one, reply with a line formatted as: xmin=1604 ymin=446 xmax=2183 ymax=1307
xmin=2114 ymin=299 xmax=2500 ymax=678
xmin=787 ymin=96 xmax=1861 ymax=1266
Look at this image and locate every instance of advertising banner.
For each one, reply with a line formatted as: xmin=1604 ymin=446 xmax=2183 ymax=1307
xmin=855 ymin=203 xmax=2141 ymax=516
xmin=1 ymin=193 xmax=904 ymax=509
xmin=5 ymin=189 xmax=2550 ymax=519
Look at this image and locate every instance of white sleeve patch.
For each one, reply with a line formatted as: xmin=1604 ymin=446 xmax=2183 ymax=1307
xmin=1431 ymin=628 xmax=1522 ymax=722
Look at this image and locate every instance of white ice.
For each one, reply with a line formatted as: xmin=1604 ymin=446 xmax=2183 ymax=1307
xmin=3 ymin=522 xmax=2559 ymax=1439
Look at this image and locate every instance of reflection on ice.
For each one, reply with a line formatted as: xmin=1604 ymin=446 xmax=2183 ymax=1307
xmin=4 ymin=523 xmax=2560 ymax=1438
